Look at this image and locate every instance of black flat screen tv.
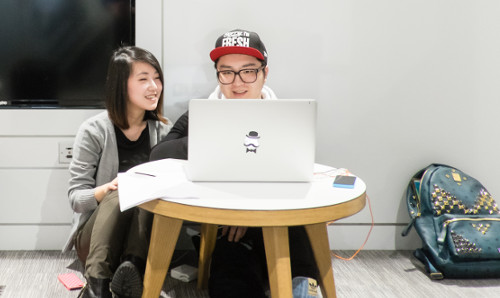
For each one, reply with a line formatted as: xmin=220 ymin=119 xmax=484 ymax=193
xmin=0 ymin=0 xmax=135 ymax=109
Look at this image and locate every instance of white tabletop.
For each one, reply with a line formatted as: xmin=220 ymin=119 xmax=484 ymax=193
xmin=119 ymin=159 xmax=366 ymax=211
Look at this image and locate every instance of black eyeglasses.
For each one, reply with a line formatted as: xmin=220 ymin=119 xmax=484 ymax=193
xmin=216 ymin=67 xmax=264 ymax=85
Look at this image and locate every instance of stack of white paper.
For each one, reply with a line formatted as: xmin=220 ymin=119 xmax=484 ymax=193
xmin=117 ymin=159 xmax=195 ymax=211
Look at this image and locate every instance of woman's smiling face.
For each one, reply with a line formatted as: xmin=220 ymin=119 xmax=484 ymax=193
xmin=127 ymin=61 xmax=162 ymax=112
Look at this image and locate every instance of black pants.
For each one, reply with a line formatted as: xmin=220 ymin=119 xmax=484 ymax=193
xmin=208 ymin=226 xmax=319 ymax=298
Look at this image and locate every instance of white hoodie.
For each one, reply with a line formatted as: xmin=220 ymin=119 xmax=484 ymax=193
xmin=208 ymin=85 xmax=278 ymax=100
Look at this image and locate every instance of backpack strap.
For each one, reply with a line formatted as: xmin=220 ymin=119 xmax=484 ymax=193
xmin=414 ymin=249 xmax=443 ymax=280
xmin=401 ymin=217 xmax=415 ymax=237
xmin=402 ymin=163 xmax=450 ymax=237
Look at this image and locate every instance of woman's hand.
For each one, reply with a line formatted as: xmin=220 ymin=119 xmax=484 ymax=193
xmin=94 ymin=177 xmax=119 ymax=203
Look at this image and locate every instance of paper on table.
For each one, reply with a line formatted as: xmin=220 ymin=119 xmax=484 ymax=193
xmin=118 ymin=159 xmax=196 ymax=211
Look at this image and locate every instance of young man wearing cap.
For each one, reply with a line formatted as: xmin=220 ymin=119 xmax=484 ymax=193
xmin=150 ymin=29 xmax=321 ymax=298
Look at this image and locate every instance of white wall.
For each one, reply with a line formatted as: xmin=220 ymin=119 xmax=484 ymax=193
xmin=0 ymin=110 xmax=102 ymax=249
xmin=3 ymin=0 xmax=500 ymax=251
xmin=161 ymin=0 xmax=500 ymax=250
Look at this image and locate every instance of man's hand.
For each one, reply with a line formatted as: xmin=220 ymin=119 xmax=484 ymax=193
xmin=221 ymin=226 xmax=248 ymax=242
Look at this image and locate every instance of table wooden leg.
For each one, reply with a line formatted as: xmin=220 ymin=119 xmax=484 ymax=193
xmin=304 ymin=223 xmax=337 ymax=298
xmin=142 ymin=215 xmax=183 ymax=298
xmin=197 ymin=223 xmax=218 ymax=289
xmin=262 ymin=226 xmax=292 ymax=298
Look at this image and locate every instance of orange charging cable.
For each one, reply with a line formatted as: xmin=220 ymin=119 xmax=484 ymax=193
xmin=313 ymin=168 xmax=374 ymax=260
xmin=330 ymin=194 xmax=374 ymax=261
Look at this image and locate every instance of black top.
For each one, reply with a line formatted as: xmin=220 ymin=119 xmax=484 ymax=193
xmin=115 ymin=124 xmax=151 ymax=172
xmin=149 ymin=111 xmax=189 ymax=161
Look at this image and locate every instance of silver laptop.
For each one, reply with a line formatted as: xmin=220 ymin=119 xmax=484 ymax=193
xmin=187 ymin=99 xmax=316 ymax=182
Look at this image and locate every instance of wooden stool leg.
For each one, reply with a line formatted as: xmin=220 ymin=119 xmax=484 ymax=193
xmin=262 ymin=226 xmax=292 ymax=298
xmin=305 ymin=223 xmax=337 ymax=298
xmin=142 ymin=215 xmax=183 ymax=298
xmin=197 ymin=223 xmax=218 ymax=289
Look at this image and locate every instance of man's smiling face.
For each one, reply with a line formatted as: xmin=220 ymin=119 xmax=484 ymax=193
xmin=216 ymin=54 xmax=268 ymax=99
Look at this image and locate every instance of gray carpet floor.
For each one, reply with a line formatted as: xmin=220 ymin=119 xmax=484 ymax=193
xmin=0 ymin=250 xmax=499 ymax=298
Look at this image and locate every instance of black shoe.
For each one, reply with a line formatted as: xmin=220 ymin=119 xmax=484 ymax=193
xmin=110 ymin=261 xmax=143 ymax=298
xmin=78 ymin=277 xmax=112 ymax=298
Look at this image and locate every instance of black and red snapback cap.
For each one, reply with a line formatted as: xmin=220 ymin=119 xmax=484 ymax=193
xmin=210 ymin=29 xmax=268 ymax=64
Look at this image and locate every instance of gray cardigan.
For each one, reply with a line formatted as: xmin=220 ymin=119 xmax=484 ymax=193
xmin=62 ymin=111 xmax=172 ymax=252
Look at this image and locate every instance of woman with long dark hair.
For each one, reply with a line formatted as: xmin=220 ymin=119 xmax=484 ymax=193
xmin=63 ymin=46 xmax=172 ymax=298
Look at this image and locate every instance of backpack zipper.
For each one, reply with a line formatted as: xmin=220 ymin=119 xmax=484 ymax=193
xmin=412 ymin=167 xmax=437 ymax=218
xmin=437 ymin=217 xmax=500 ymax=244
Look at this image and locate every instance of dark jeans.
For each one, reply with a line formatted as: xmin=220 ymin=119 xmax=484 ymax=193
xmin=74 ymin=191 xmax=153 ymax=279
xmin=208 ymin=226 xmax=319 ymax=298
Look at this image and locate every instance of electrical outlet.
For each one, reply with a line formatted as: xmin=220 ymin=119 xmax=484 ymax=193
xmin=59 ymin=141 xmax=73 ymax=164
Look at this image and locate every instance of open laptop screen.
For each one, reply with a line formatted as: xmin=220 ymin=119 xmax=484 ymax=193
xmin=187 ymin=99 xmax=316 ymax=182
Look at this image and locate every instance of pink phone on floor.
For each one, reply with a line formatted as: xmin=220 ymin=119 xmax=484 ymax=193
xmin=58 ymin=273 xmax=84 ymax=290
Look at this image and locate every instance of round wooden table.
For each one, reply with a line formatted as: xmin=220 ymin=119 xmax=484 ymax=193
xmin=139 ymin=162 xmax=366 ymax=298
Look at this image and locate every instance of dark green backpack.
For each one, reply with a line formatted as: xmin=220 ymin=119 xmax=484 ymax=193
xmin=402 ymin=164 xmax=500 ymax=279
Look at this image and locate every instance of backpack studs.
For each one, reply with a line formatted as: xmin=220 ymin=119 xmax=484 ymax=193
xmin=451 ymin=231 xmax=482 ymax=254
xmin=472 ymin=223 xmax=491 ymax=235
xmin=432 ymin=185 xmax=468 ymax=215
xmin=452 ymin=172 xmax=462 ymax=182
xmin=473 ymin=189 xmax=500 ymax=215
